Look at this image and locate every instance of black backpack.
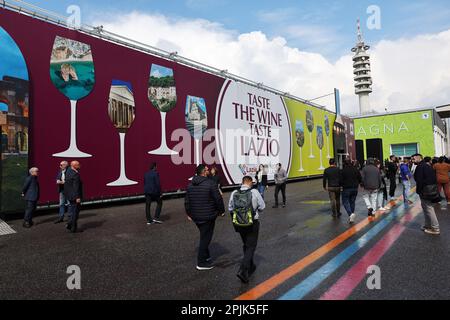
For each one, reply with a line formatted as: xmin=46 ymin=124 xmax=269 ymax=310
xmin=231 ymin=189 xmax=255 ymax=227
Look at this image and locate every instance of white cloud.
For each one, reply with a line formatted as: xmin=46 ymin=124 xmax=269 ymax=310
xmin=94 ymin=11 xmax=450 ymax=115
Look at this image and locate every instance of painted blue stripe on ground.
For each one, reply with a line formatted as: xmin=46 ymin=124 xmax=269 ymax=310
xmin=279 ymin=205 xmax=407 ymax=300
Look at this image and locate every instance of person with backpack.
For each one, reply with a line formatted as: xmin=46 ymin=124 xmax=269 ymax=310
xmin=228 ymin=176 xmax=265 ymax=283
xmin=414 ymin=155 xmax=441 ymax=235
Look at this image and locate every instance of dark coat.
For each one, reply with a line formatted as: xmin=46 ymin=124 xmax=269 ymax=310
xmin=414 ymin=162 xmax=437 ymax=195
xmin=22 ymin=175 xmax=39 ymax=202
xmin=341 ymin=166 xmax=362 ymax=189
xmin=144 ymin=169 xmax=161 ymax=196
xmin=185 ymin=176 xmax=225 ymax=223
xmin=362 ymin=164 xmax=382 ymax=190
xmin=64 ymin=168 xmax=83 ymax=201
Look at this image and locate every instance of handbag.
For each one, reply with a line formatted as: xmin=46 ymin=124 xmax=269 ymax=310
xmin=422 ymin=184 xmax=441 ymax=202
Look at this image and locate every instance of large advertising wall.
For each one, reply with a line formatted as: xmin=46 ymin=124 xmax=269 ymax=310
xmin=285 ymin=98 xmax=336 ymax=178
xmin=0 ymin=8 xmax=341 ymax=212
xmin=354 ymin=110 xmax=434 ymax=159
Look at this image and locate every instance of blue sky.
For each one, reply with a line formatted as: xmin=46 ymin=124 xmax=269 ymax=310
xmin=23 ymin=0 xmax=450 ymax=61
xmin=111 ymin=79 xmax=132 ymax=91
xmin=0 ymin=27 xmax=28 ymax=80
xmin=150 ymin=64 xmax=174 ymax=78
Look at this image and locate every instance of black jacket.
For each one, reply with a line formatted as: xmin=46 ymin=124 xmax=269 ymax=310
xmin=256 ymin=170 xmax=268 ymax=186
xmin=185 ymin=176 xmax=225 ymax=223
xmin=341 ymin=166 xmax=362 ymax=189
xmin=22 ymin=175 xmax=39 ymax=202
xmin=64 ymin=168 xmax=83 ymax=201
xmin=414 ymin=162 xmax=437 ymax=195
xmin=323 ymin=166 xmax=341 ymax=189
xmin=387 ymin=162 xmax=398 ymax=180
xmin=144 ymin=169 xmax=161 ymax=196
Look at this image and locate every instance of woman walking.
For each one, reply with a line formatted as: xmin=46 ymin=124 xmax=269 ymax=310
xmin=256 ymin=164 xmax=268 ymax=199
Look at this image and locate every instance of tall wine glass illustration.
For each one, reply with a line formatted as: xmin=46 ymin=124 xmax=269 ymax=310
xmin=317 ymin=126 xmax=325 ymax=170
xmin=295 ymin=120 xmax=305 ymax=172
xmin=186 ymin=96 xmax=208 ymax=180
xmin=148 ymin=64 xmax=178 ymax=155
xmin=106 ymin=80 xmax=138 ymax=186
xmin=324 ymin=114 xmax=331 ymax=159
xmin=50 ymin=36 xmax=94 ymax=158
xmin=306 ymin=110 xmax=315 ymax=158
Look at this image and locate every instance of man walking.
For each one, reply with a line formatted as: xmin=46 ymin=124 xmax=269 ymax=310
xmin=21 ymin=167 xmax=40 ymax=228
xmin=273 ymin=163 xmax=288 ymax=208
xmin=144 ymin=162 xmax=163 ymax=225
xmin=341 ymin=159 xmax=362 ymax=224
xmin=228 ymin=176 xmax=265 ymax=283
xmin=64 ymin=161 xmax=83 ymax=233
xmin=414 ymin=155 xmax=440 ymax=235
xmin=361 ymin=158 xmax=382 ymax=217
xmin=323 ymin=159 xmax=342 ymax=218
xmin=400 ymin=158 xmax=413 ymax=205
xmin=185 ymin=165 xmax=225 ymax=270
xmin=55 ymin=161 xmax=69 ymax=224
xmin=387 ymin=155 xmax=399 ymax=199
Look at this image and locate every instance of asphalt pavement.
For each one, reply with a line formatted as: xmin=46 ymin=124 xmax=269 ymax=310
xmin=1 ymin=178 xmax=449 ymax=300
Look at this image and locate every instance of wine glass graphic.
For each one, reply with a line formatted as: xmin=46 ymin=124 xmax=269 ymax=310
xmin=50 ymin=36 xmax=95 ymax=158
xmin=306 ymin=110 xmax=315 ymax=158
xmin=324 ymin=115 xmax=331 ymax=159
xmin=148 ymin=64 xmax=178 ymax=155
xmin=317 ymin=125 xmax=325 ymax=170
xmin=295 ymin=120 xmax=305 ymax=172
xmin=185 ymin=96 xmax=208 ymax=180
xmin=106 ymin=80 xmax=138 ymax=186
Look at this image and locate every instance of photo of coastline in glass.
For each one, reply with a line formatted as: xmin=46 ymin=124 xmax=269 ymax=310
xmin=108 ymin=80 xmax=136 ymax=133
xmin=0 ymin=26 xmax=30 ymax=212
xmin=185 ymin=96 xmax=207 ymax=139
xmin=148 ymin=64 xmax=176 ymax=112
xmin=50 ymin=36 xmax=94 ymax=101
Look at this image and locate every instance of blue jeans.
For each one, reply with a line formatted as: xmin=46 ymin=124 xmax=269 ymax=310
xmin=402 ymin=180 xmax=411 ymax=203
xmin=59 ymin=192 xmax=69 ymax=218
xmin=342 ymin=188 xmax=358 ymax=216
xmin=257 ymin=184 xmax=266 ymax=199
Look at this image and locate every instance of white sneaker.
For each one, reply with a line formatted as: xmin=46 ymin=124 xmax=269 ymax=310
xmin=378 ymin=207 xmax=387 ymax=211
xmin=349 ymin=213 xmax=356 ymax=224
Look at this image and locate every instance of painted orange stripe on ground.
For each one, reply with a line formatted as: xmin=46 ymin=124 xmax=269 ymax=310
xmin=235 ymin=190 xmax=415 ymax=301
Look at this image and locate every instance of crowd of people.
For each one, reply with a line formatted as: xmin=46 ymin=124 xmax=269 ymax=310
xmin=20 ymin=154 xmax=447 ymax=284
xmin=323 ymin=154 xmax=447 ymax=235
